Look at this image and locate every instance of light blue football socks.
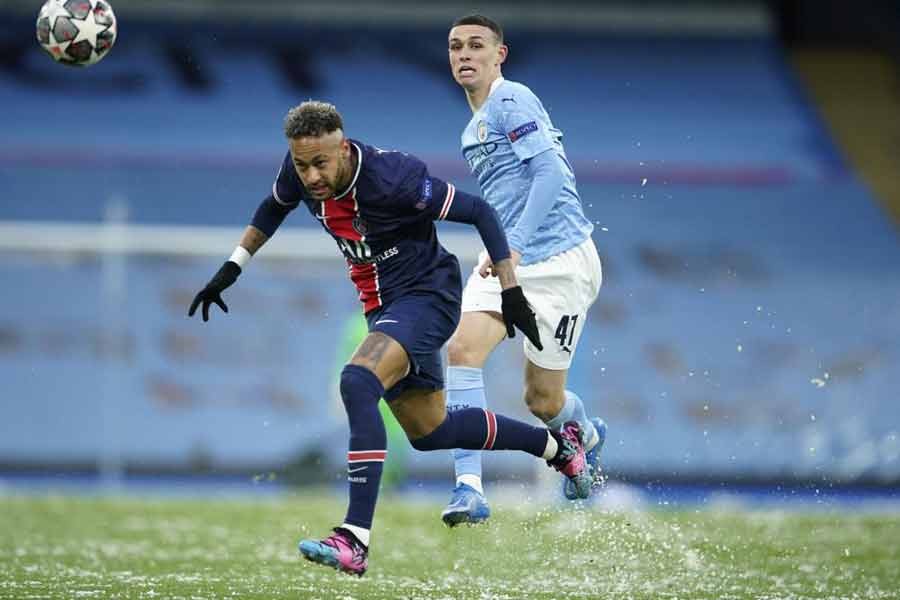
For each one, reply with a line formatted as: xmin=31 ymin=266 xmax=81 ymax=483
xmin=447 ymin=366 xmax=487 ymax=489
xmin=448 ymin=369 xmax=598 ymax=493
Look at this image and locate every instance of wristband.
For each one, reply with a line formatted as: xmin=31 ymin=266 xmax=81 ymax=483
xmin=229 ymin=246 xmax=252 ymax=268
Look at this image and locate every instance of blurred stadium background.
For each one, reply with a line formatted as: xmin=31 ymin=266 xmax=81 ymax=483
xmin=1 ymin=0 xmax=899 ymax=501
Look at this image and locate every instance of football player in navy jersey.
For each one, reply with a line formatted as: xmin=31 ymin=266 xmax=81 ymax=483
xmin=188 ymin=101 xmax=592 ymax=576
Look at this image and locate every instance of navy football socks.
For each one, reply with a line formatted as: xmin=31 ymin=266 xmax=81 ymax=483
xmin=339 ymin=365 xmax=555 ymax=534
xmin=411 ymin=407 xmax=548 ymax=458
xmin=340 ymin=364 xmax=387 ymax=531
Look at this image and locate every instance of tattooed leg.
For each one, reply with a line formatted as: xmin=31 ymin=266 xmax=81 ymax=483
xmin=348 ymin=331 xmax=410 ymax=390
xmin=331 ymin=332 xmax=410 ymax=543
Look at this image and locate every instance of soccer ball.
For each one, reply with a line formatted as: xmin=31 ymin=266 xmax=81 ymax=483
xmin=36 ymin=0 xmax=117 ymax=67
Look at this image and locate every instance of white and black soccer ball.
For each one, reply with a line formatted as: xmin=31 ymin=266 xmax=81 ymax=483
xmin=36 ymin=0 xmax=117 ymax=67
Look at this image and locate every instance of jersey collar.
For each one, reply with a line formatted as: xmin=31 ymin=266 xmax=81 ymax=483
xmin=334 ymin=141 xmax=362 ymax=200
xmin=488 ymin=76 xmax=505 ymax=98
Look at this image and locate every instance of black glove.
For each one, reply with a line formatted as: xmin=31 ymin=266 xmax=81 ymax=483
xmin=188 ymin=261 xmax=241 ymax=322
xmin=500 ymin=286 xmax=543 ymax=350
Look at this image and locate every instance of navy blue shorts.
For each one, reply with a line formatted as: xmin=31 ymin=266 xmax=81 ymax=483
xmin=366 ymin=291 xmax=461 ymax=402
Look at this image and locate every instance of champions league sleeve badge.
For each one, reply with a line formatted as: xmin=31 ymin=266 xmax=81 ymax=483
xmin=415 ymin=177 xmax=433 ymax=210
xmin=508 ymin=121 xmax=538 ymax=142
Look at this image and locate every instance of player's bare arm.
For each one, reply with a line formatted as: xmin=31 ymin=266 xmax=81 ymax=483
xmin=238 ymin=225 xmax=268 ymax=255
xmin=490 ymin=257 xmax=518 ymax=290
xmin=478 ymin=248 xmax=522 ymax=278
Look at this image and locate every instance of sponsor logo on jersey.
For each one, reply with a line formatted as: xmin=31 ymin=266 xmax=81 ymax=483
xmin=374 ymin=246 xmax=399 ymax=263
xmin=508 ymin=120 xmax=538 ymax=142
xmin=463 ymin=142 xmax=499 ymax=179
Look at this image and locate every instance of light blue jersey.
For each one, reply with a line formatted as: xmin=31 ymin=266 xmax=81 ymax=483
xmin=461 ymin=78 xmax=593 ymax=265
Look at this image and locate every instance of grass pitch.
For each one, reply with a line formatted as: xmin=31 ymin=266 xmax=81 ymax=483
xmin=1 ymin=489 xmax=898 ymax=600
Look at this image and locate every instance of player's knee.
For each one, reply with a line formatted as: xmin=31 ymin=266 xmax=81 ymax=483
xmin=408 ymin=414 xmax=453 ymax=451
xmin=397 ymin=413 xmax=439 ymax=442
xmin=523 ymin=385 xmax=565 ymax=422
xmin=446 ymin=335 xmax=468 ymax=366
xmin=339 ymin=364 xmax=381 ymax=410
xmin=447 ymin=335 xmax=481 ymax=367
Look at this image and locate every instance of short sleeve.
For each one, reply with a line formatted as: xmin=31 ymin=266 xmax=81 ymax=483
xmin=397 ymin=167 xmax=457 ymax=222
xmin=414 ymin=175 xmax=457 ymax=221
xmin=272 ymin=151 xmax=303 ymax=206
xmin=498 ymin=92 xmax=555 ymax=162
xmin=378 ymin=152 xmax=452 ymax=220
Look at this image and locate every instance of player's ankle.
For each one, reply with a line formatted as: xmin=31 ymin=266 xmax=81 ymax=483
xmin=339 ymin=523 xmax=370 ymax=548
xmin=541 ymin=430 xmax=560 ymax=461
xmin=456 ymin=474 xmax=484 ymax=494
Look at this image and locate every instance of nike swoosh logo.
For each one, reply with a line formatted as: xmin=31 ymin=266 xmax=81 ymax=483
xmin=375 ymin=319 xmax=398 ymax=325
xmin=347 ymin=466 xmax=368 ymax=474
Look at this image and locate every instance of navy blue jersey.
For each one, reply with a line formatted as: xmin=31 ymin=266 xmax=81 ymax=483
xmin=268 ymin=140 xmax=463 ymax=313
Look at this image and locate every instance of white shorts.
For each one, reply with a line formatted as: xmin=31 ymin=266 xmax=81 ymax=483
xmin=461 ymin=237 xmax=602 ymax=370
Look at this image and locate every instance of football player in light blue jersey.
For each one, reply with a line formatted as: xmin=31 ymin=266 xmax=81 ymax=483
xmin=441 ymin=14 xmax=608 ymax=526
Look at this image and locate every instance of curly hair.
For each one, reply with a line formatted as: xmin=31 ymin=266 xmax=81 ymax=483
xmin=283 ymin=101 xmax=344 ymax=139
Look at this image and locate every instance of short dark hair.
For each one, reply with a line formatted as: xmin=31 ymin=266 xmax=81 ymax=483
xmin=284 ymin=101 xmax=344 ymax=139
xmin=451 ymin=14 xmax=503 ymax=44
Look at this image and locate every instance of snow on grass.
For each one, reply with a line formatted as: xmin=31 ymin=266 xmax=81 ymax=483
xmin=1 ymin=491 xmax=898 ymax=599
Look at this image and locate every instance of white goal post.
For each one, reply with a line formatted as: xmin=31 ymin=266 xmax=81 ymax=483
xmin=0 ymin=220 xmax=485 ymax=263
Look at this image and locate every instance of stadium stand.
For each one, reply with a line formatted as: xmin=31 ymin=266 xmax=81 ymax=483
xmin=1 ymin=9 xmax=898 ymax=486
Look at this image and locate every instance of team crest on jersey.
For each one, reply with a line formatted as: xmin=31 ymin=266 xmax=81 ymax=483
xmin=352 ymin=215 xmax=368 ymax=236
xmin=477 ymin=120 xmax=488 ymax=142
